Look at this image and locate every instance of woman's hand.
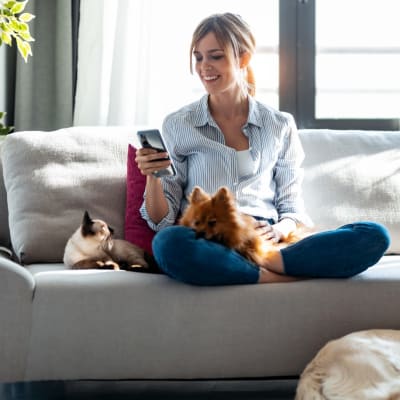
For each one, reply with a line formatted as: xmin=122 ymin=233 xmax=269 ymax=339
xmin=135 ymin=147 xmax=172 ymax=176
xmin=134 ymin=147 xmax=170 ymax=223
xmin=255 ymin=220 xmax=284 ymax=243
xmin=255 ymin=218 xmax=297 ymax=243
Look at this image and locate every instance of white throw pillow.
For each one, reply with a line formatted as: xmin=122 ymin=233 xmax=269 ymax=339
xmin=2 ymin=127 xmax=136 ymax=264
xmin=300 ymin=129 xmax=400 ymax=254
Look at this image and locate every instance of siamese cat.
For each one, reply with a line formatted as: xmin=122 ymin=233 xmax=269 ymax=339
xmin=63 ymin=211 xmax=157 ymax=272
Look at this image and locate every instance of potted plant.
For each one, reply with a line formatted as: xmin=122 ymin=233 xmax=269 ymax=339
xmin=0 ymin=0 xmax=35 ymax=135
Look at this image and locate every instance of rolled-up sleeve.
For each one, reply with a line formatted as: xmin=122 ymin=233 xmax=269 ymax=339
xmin=139 ymin=116 xmax=187 ymax=231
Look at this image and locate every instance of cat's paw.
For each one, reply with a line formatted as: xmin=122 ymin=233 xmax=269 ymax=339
xmin=129 ymin=264 xmax=148 ymax=269
xmin=96 ymin=260 xmax=120 ymax=270
xmin=104 ymin=260 xmax=120 ymax=270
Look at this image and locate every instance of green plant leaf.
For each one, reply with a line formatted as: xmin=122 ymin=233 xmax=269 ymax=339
xmin=11 ymin=1 xmax=27 ymax=15
xmin=19 ymin=30 xmax=33 ymax=41
xmin=17 ymin=21 xmax=28 ymax=31
xmin=19 ymin=12 xmax=34 ymax=22
xmin=16 ymin=36 xmax=31 ymax=62
xmin=0 ymin=22 xmax=12 ymax=32
xmin=0 ymin=8 xmax=12 ymax=17
xmin=1 ymin=30 xmax=12 ymax=45
xmin=1 ymin=0 xmax=34 ymax=62
xmin=4 ymin=1 xmax=17 ymax=10
xmin=0 ymin=126 xmax=14 ymax=135
xmin=10 ymin=17 xmax=20 ymax=31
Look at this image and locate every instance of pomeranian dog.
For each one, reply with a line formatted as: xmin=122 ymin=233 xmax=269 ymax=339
xmin=296 ymin=329 xmax=400 ymax=400
xmin=179 ymin=186 xmax=306 ymax=267
xmin=63 ymin=211 xmax=155 ymax=272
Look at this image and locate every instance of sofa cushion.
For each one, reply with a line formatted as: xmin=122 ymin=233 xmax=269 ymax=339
xmin=2 ymin=127 xmax=140 ymax=264
xmin=23 ymin=255 xmax=400 ymax=380
xmin=299 ymin=129 xmax=400 ymax=254
xmin=124 ymin=144 xmax=155 ymax=254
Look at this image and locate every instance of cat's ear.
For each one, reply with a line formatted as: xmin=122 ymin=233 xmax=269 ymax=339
xmin=189 ymin=186 xmax=210 ymax=203
xmin=81 ymin=211 xmax=94 ymax=236
xmin=83 ymin=210 xmax=92 ymax=225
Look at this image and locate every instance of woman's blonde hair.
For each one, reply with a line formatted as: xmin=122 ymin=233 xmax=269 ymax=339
xmin=190 ymin=13 xmax=256 ymax=97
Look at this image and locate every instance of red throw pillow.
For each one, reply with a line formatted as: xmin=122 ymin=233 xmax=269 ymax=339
xmin=124 ymin=144 xmax=155 ymax=254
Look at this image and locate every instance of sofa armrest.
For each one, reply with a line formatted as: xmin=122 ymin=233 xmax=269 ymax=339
xmin=0 ymin=257 xmax=35 ymax=382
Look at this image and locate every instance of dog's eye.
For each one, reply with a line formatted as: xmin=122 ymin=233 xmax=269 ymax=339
xmin=208 ymin=219 xmax=216 ymax=228
xmin=194 ymin=220 xmax=200 ymax=227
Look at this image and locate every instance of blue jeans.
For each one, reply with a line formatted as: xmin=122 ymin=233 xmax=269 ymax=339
xmin=152 ymin=222 xmax=390 ymax=286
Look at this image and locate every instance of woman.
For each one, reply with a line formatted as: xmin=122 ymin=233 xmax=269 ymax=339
xmin=135 ymin=13 xmax=390 ymax=285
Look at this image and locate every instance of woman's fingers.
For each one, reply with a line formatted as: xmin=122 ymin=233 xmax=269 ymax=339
xmin=135 ymin=148 xmax=171 ymax=176
xmin=255 ymin=220 xmax=281 ymax=243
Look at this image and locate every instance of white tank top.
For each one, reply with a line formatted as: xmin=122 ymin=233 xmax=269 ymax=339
xmin=236 ymin=149 xmax=254 ymax=178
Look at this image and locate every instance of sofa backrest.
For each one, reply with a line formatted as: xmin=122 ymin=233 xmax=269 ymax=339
xmin=1 ymin=127 xmax=143 ymax=264
xmin=1 ymin=127 xmax=399 ymax=264
xmin=300 ymin=129 xmax=400 ymax=254
xmin=0 ymin=140 xmax=11 ymax=248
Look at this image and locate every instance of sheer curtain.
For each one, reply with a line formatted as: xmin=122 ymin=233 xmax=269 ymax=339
xmin=73 ymin=0 xmax=279 ymax=127
xmin=74 ymin=0 xmax=198 ymax=127
xmin=74 ymin=0 xmax=147 ymax=126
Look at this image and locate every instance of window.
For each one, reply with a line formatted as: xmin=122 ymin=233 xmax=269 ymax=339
xmin=280 ymin=0 xmax=400 ymax=130
xmin=75 ymin=0 xmax=400 ymax=130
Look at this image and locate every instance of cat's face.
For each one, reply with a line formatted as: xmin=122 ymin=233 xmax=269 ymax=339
xmin=180 ymin=186 xmax=239 ymax=241
xmin=81 ymin=210 xmax=114 ymax=242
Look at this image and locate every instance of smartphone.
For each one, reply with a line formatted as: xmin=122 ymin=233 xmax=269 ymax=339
xmin=137 ymin=129 xmax=176 ymax=177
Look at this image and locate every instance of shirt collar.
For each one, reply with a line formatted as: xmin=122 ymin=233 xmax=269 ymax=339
xmin=193 ymin=94 xmax=262 ymax=128
xmin=193 ymin=95 xmax=211 ymax=127
xmin=247 ymin=95 xmax=262 ymax=128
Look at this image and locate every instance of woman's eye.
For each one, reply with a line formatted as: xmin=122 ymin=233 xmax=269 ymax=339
xmin=211 ymin=55 xmax=223 ymax=60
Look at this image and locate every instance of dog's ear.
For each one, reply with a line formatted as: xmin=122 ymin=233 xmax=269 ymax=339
xmin=214 ymin=186 xmax=233 ymax=203
xmin=189 ymin=186 xmax=210 ymax=204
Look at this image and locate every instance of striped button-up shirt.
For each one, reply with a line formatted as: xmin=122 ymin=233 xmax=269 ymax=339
xmin=140 ymin=94 xmax=312 ymax=231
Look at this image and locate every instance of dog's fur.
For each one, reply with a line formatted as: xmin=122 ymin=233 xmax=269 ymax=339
xmin=63 ymin=211 xmax=151 ymax=271
xmin=296 ymin=329 xmax=400 ymax=400
xmin=179 ymin=186 xmax=306 ymax=267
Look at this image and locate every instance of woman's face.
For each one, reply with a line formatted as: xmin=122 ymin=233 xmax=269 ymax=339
xmin=193 ymin=32 xmax=240 ymax=96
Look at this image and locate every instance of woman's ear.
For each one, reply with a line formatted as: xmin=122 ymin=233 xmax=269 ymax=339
xmin=240 ymin=52 xmax=252 ymax=69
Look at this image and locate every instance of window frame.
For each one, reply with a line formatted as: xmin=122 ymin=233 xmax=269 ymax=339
xmin=279 ymin=0 xmax=400 ymax=130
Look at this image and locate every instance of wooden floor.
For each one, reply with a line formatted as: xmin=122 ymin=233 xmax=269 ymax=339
xmin=0 ymin=379 xmax=299 ymax=400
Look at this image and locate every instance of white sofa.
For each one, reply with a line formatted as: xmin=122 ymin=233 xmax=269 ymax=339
xmin=0 ymin=127 xmax=399 ymax=384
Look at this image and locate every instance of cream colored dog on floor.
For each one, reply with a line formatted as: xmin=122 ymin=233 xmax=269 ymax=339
xmin=296 ymin=330 xmax=400 ymax=400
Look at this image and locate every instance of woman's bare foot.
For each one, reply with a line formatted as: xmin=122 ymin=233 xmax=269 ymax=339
xmin=261 ymin=249 xmax=286 ymax=273
xmin=256 ymin=250 xmax=304 ymax=283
